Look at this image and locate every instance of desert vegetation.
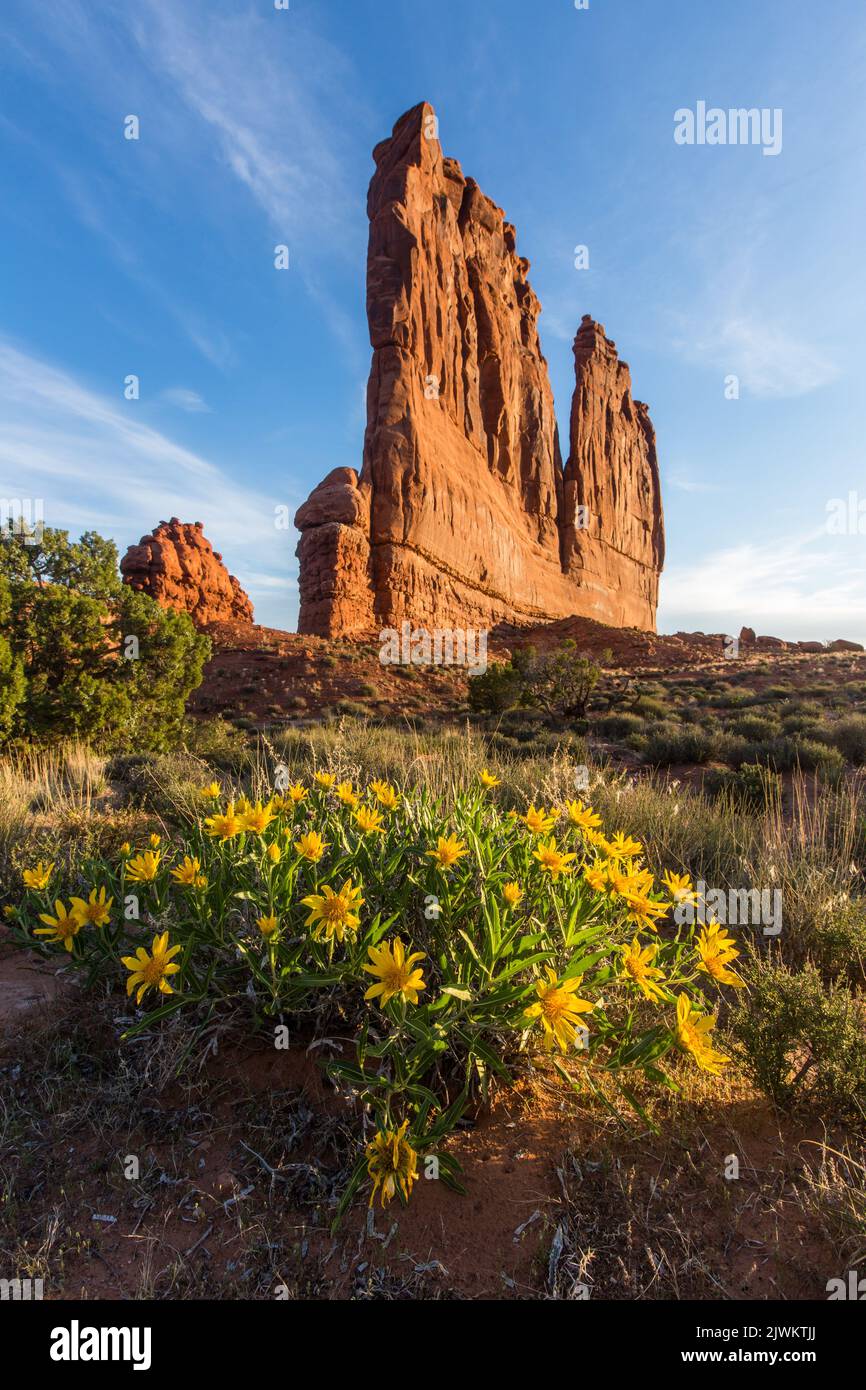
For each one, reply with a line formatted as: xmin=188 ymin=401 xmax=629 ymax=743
xmin=2 ymin=716 xmax=865 ymax=1298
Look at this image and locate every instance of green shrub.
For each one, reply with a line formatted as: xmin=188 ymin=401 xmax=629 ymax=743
xmin=729 ymin=713 xmax=782 ymax=742
xmin=182 ymin=716 xmax=250 ymax=767
xmin=0 ymin=575 xmax=25 ymax=739
xmin=732 ymin=959 xmax=866 ymax=1117
xmin=595 ymin=711 xmax=646 ymax=740
xmin=790 ymin=739 xmax=845 ymax=776
xmin=0 ymin=528 xmax=210 ymax=750
xmin=632 ymin=695 xmax=670 ymax=720
xmin=705 ymin=761 xmax=782 ymax=809
xmin=780 ymin=714 xmax=822 ymax=737
xmin=468 ymin=662 xmax=523 ymax=714
xmin=826 ymin=715 xmax=866 ymax=765
xmin=514 ymin=641 xmax=603 ymax=717
xmin=643 ymin=725 xmax=718 ymax=766
xmin=809 ymin=898 xmax=866 ymax=988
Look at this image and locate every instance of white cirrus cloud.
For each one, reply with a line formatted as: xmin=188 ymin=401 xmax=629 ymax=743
xmin=660 ymin=527 xmax=866 ymax=645
xmin=160 ymin=387 xmax=211 ymax=413
xmin=0 ymin=335 xmax=299 ymax=626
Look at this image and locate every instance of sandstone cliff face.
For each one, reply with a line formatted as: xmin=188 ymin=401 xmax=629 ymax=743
xmin=562 ymin=317 xmax=665 ymax=627
xmin=121 ymin=519 xmax=254 ymax=627
xmin=295 ymin=102 xmax=664 ymax=637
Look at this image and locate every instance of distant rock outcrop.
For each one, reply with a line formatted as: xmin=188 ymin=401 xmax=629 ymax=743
xmin=120 ymin=519 xmax=253 ymax=628
xmin=295 ymin=102 xmax=665 ymax=638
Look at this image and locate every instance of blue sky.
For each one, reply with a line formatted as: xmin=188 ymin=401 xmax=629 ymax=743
xmin=2 ymin=0 xmax=865 ymax=641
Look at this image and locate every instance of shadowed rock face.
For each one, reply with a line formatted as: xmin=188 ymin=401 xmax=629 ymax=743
xmin=120 ymin=519 xmax=253 ymax=627
xmin=562 ymin=317 xmax=665 ymax=627
xmin=295 ymin=102 xmax=665 ymax=637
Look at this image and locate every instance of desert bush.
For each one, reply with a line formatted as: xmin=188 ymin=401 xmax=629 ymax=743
xmin=780 ymin=713 xmax=822 ymax=737
xmin=729 ymin=713 xmax=782 ymax=742
xmin=825 ymin=716 xmax=866 ymax=765
xmin=468 ymin=662 xmax=523 ymax=714
xmin=632 ymin=695 xmax=670 ymax=720
xmin=513 ymin=641 xmax=604 ymax=718
xmin=7 ymin=775 xmax=733 ymax=1216
xmin=713 ymin=732 xmax=755 ymax=767
xmin=732 ymin=959 xmax=866 ymax=1118
xmin=595 ymin=711 xmax=646 ymax=740
xmin=789 ymin=739 xmax=846 ymax=777
xmin=643 ymin=725 xmax=718 ymax=766
xmin=0 ymin=527 xmax=210 ymax=750
xmin=761 ymin=685 xmax=794 ymax=702
xmin=808 ymin=897 xmax=866 ymax=987
xmin=705 ymin=762 xmax=782 ymax=810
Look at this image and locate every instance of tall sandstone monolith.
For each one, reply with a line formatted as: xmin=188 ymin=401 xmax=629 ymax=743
xmin=295 ymin=102 xmax=664 ymax=637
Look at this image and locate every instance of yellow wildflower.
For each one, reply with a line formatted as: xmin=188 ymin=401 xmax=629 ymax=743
xmin=532 ymin=838 xmax=576 ymax=881
xmin=674 ymin=993 xmax=730 ymax=1075
xmin=426 ymin=834 xmax=468 ymax=870
xmin=257 ymin=914 xmax=279 ymax=940
xmin=503 ymin=882 xmax=524 ymax=907
xmin=22 ymin=861 xmax=54 ymax=891
xmin=34 ymin=900 xmax=82 ymax=952
xmin=242 ymin=800 xmax=275 ymax=835
xmin=663 ymin=871 xmax=698 ymax=908
xmin=620 ymin=936 xmax=667 ymax=1002
xmin=524 ymin=968 xmax=593 ymax=1053
xmin=606 ymin=831 xmax=644 ymax=860
xmin=521 ymin=805 xmax=557 ymax=834
xmin=696 ymin=921 xmax=745 ymax=988
xmin=170 ymin=855 xmax=203 ymax=886
xmin=293 ymin=830 xmax=328 ymax=862
xmin=363 ymin=938 xmax=426 ymax=1007
xmin=336 ymin=781 xmax=358 ymax=808
xmin=301 ymin=881 xmax=364 ymax=943
xmin=565 ymin=799 xmax=602 ymax=832
xmin=125 ymin=850 xmax=162 ymax=883
xmin=204 ymin=803 xmax=244 ymax=841
xmin=366 ymin=1120 xmax=418 ymax=1208
xmin=122 ymin=932 xmax=182 ymax=1005
xmin=480 ymin=770 xmax=501 ymax=788
xmin=69 ymin=886 xmax=113 ymax=927
xmin=314 ymin=771 xmax=335 ymax=789
xmin=583 ymin=860 xmax=611 ymax=894
xmin=353 ymin=804 xmax=385 ymax=835
xmin=370 ymin=780 xmax=400 ymax=810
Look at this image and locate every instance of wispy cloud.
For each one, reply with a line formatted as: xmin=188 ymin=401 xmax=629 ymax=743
xmin=660 ymin=527 xmax=866 ymax=643
xmin=160 ymin=387 xmax=211 ymax=413
xmin=0 ymin=336 xmax=295 ymax=609
xmin=686 ymin=315 xmax=839 ymax=399
xmin=666 ymin=471 xmax=724 ymax=494
xmin=129 ymin=0 xmax=362 ymax=246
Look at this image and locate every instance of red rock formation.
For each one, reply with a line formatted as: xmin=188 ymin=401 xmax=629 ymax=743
xmin=121 ymin=519 xmax=253 ymax=627
xmin=295 ymin=102 xmax=665 ymax=637
xmin=562 ymin=317 xmax=664 ymax=627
